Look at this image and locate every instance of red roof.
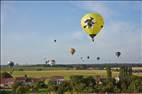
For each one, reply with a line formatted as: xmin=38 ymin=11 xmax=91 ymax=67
xmin=0 ymin=78 xmax=14 ymax=84
xmin=50 ymin=76 xmax=64 ymax=80
xmin=15 ymin=77 xmax=26 ymax=81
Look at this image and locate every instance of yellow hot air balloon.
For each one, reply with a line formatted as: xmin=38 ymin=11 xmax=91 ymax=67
xmin=81 ymin=13 xmax=104 ymax=42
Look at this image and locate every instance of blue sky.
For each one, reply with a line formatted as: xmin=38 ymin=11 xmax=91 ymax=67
xmin=1 ymin=1 xmax=142 ymax=65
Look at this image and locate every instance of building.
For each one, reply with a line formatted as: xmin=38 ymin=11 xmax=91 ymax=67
xmin=15 ymin=77 xmax=41 ymax=85
xmin=95 ymin=75 xmax=106 ymax=84
xmin=114 ymin=77 xmax=120 ymax=83
xmin=0 ymin=76 xmax=42 ymax=88
xmin=50 ymin=76 xmax=64 ymax=84
xmin=0 ymin=78 xmax=14 ymax=88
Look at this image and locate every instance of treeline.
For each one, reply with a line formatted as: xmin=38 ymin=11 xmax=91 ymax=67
xmin=16 ymin=63 xmax=142 ymax=68
xmin=67 ymin=63 xmax=142 ymax=68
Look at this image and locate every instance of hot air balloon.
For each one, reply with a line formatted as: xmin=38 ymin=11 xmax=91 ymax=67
xmin=69 ymin=48 xmax=76 ymax=55
xmin=115 ymin=52 xmax=121 ymax=58
xmin=54 ymin=40 xmax=56 ymax=43
xmin=80 ymin=57 xmax=84 ymax=62
xmin=48 ymin=59 xmax=56 ymax=66
xmin=45 ymin=60 xmax=49 ymax=65
xmin=8 ymin=61 xmax=15 ymax=68
xmin=97 ymin=57 xmax=100 ymax=61
xmin=8 ymin=61 xmax=15 ymax=74
xmin=87 ymin=56 xmax=90 ymax=59
xmin=81 ymin=13 xmax=104 ymax=42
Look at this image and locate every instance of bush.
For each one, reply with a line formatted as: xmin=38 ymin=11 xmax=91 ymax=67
xmin=12 ymin=81 xmax=30 ymax=94
xmin=18 ymin=69 xmax=24 ymax=71
xmin=0 ymin=90 xmax=11 ymax=94
xmin=1 ymin=72 xmax=13 ymax=78
xmin=128 ymin=78 xmax=142 ymax=93
xmin=36 ymin=68 xmax=42 ymax=71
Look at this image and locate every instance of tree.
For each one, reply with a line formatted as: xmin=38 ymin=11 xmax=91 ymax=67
xmin=94 ymin=84 xmax=105 ymax=93
xmin=84 ymin=76 xmax=96 ymax=93
xmin=119 ymin=66 xmax=132 ymax=80
xmin=0 ymin=90 xmax=11 ymax=94
xmin=1 ymin=72 xmax=13 ymax=78
xmin=70 ymin=75 xmax=85 ymax=93
xmin=120 ymin=80 xmax=127 ymax=93
xmin=47 ymin=80 xmax=58 ymax=94
xmin=12 ymin=82 xmax=23 ymax=94
xmin=106 ymin=66 xmax=112 ymax=81
xmin=16 ymin=86 xmax=26 ymax=94
xmin=12 ymin=81 xmax=30 ymax=94
xmin=57 ymin=81 xmax=73 ymax=94
xmin=113 ymin=86 xmax=121 ymax=93
xmin=128 ymin=78 xmax=142 ymax=93
xmin=104 ymin=81 xmax=114 ymax=93
xmin=128 ymin=66 xmax=132 ymax=76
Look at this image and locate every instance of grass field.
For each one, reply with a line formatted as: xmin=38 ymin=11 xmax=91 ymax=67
xmin=1 ymin=67 xmax=142 ymax=80
xmin=1 ymin=69 xmax=142 ymax=80
xmin=12 ymin=70 xmax=118 ymax=79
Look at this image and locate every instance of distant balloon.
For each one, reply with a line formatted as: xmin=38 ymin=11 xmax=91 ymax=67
xmin=45 ymin=60 xmax=49 ymax=64
xmin=81 ymin=13 xmax=104 ymax=42
xmin=87 ymin=56 xmax=90 ymax=59
xmin=54 ymin=40 xmax=56 ymax=43
xmin=48 ymin=59 xmax=56 ymax=66
xmin=115 ymin=52 xmax=121 ymax=58
xmin=69 ymin=48 xmax=76 ymax=55
xmin=8 ymin=61 xmax=15 ymax=68
xmin=97 ymin=57 xmax=100 ymax=61
xmin=80 ymin=57 xmax=84 ymax=62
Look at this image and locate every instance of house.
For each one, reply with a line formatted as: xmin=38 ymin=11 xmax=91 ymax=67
xmin=0 ymin=78 xmax=14 ymax=88
xmin=15 ymin=77 xmax=27 ymax=83
xmin=114 ymin=77 xmax=120 ymax=83
xmin=50 ymin=76 xmax=64 ymax=84
xmin=95 ymin=75 xmax=106 ymax=84
xmin=15 ymin=77 xmax=40 ymax=85
xmin=0 ymin=75 xmax=45 ymax=88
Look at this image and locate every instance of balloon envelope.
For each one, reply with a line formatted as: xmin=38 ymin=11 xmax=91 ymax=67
xmin=49 ymin=59 xmax=56 ymax=66
xmin=8 ymin=61 xmax=15 ymax=67
xmin=97 ymin=57 xmax=100 ymax=60
xmin=69 ymin=48 xmax=76 ymax=55
xmin=81 ymin=13 xmax=104 ymax=42
xmin=87 ymin=56 xmax=90 ymax=59
xmin=54 ymin=40 xmax=56 ymax=43
xmin=115 ymin=52 xmax=121 ymax=58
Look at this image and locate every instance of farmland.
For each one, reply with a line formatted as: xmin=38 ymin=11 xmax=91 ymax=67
xmin=1 ymin=66 xmax=142 ymax=79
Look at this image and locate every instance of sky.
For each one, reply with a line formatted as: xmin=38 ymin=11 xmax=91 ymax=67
xmin=1 ymin=1 xmax=142 ymax=65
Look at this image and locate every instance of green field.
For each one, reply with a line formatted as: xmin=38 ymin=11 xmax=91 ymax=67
xmin=12 ymin=70 xmax=117 ymax=79
xmin=1 ymin=67 xmax=142 ymax=80
xmin=1 ymin=70 xmax=113 ymax=79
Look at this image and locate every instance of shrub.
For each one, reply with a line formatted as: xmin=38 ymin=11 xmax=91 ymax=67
xmin=1 ymin=72 xmax=13 ymax=78
xmin=36 ymin=68 xmax=42 ymax=71
xmin=18 ymin=69 xmax=24 ymax=71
